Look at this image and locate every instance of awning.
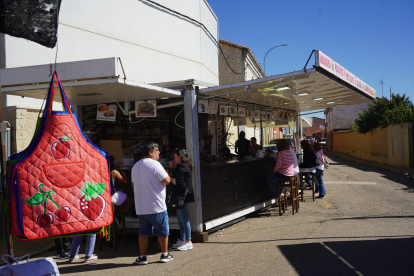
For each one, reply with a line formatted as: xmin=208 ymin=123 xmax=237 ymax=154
xmin=0 ymin=58 xmax=182 ymax=105
xmin=199 ymin=50 xmax=375 ymax=112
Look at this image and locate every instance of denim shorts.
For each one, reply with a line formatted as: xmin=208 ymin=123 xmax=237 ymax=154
xmin=138 ymin=210 xmax=169 ymax=237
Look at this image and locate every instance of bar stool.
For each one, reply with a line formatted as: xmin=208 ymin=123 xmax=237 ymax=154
xmin=298 ymin=172 xmax=316 ymax=202
xmin=276 ymin=176 xmax=299 ymax=215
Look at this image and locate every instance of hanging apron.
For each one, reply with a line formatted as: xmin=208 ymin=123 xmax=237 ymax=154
xmin=4 ymin=72 xmax=112 ymax=240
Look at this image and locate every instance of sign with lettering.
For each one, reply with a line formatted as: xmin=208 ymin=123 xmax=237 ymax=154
xmin=315 ymin=50 xmax=375 ymax=98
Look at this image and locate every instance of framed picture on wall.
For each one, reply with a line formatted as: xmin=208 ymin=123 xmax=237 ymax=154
xmin=136 ymin=100 xmax=157 ymax=117
xmin=97 ymin=104 xmax=117 ymax=121
xmin=198 ymin=100 xmax=209 ymax=113
xmin=238 ymin=107 xmax=246 ymax=117
xmin=229 ymin=105 xmax=237 ymax=116
xmin=219 ymin=105 xmax=228 ymax=116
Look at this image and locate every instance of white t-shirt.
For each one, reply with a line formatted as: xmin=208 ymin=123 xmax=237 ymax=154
xmin=131 ymin=158 xmax=169 ymax=215
xmin=290 ymin=148 xmax=299 ymax=175
xmin=315 ymin=151 xmax=325 ymax=171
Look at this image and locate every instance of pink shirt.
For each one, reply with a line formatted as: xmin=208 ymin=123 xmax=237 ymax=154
xmin=274 ymin=150 xmax=295 ymax=176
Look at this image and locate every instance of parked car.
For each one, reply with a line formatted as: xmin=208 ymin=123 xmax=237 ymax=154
xmin=263 ymin=144 xmax=277 ymax=153
xmin=269 ymin=138 xmax=296 ymax=151
xmin=320 ymin=138 xmax=326 ymax=147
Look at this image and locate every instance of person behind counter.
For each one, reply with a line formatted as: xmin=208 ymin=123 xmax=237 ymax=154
xmin=109 ymin=156 xmax=134 ymax=225
xmin=131 ymin=142 xmax=173 ymax=265
xmin=235 ymin=131 xmax=250 ymax=159
xmin=266 ymin=139 xmax=296 ymax=200
xmin=169 ymin=148 xmax=195 ymax=251
xmin=249 ymin=137 xmax=262 ymax=156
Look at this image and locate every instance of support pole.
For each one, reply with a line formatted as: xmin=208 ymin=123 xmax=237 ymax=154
xmin=183 ymin=86 xmax=203 ymax=233
xmin=260 ymin=118 xmax=263 ymax=147
xmin=297 ymin=112 xmax=303 ymax=160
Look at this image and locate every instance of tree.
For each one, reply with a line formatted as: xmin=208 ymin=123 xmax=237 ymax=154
xmin=354 ymin=94 xmax=414 ymax=134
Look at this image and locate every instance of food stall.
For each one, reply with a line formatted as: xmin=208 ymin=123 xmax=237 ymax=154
xmin=1 ymin=50 xmax=376 ymax=235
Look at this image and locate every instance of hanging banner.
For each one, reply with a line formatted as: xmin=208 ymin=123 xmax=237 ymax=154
xmin=272 ymin=109 xmax=278 ymax=120
xmin=136 ymin=100 xmax=157 ymax=117
xmin=254 ymin=109 xmax=261 ymax=119
xmin=219 ymin=104 xmax=228 ymax=116
xmin=208 ymin=100 xmax=219 ymax=114
xmin=277 ymin=109 xmax=284 ymax=120
xmin=260 ymin=109 xmax=267 ymax=120
xmin=233 ymin=117 xmax=247 ymax=126
xmin=266 ymin=111 xmax=272 ymax=121
xmin=198 ymin=100 xmax=209 ymax=113
xmin=229 ymin=105 xmax=237 ymax=117
xmin=97 ymin=104 xmax=117 ymax=121
xmin=247 ymin=108 xmax=254 ymax=118
xmin=283 ymin=110 xmax=288 ymax=121
xmin=238 ymin=106 xmax=246 ymax=117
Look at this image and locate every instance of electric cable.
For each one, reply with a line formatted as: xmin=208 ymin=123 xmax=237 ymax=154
xmin=175 ymin=108 xmax=185 ymax=129
xmin=142 ymin=0 xmax=248 ymax=75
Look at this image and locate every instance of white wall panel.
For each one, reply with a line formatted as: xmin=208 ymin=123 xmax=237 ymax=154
xmin=2 ymin=0 xmax=218 ymax=108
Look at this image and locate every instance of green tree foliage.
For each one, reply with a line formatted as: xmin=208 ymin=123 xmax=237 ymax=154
xmin=354 ymin=94 xmax=414 ymax=134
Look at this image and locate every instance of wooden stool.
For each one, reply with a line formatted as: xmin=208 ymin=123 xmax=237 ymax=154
xmin=298 ymin=172 xmax=316 ymax=202
xmin=276 ymin=176 xmax=299 ymax=215
xmin=111 ymin=203 xmax=127 ymax=251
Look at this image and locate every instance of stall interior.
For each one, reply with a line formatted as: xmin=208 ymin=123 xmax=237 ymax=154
xmin=81 ymin=100 xmax=224 ymax=228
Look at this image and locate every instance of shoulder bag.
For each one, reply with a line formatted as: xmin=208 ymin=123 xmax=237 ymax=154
xmin=167 ymin=189 xmax=187 ymax=209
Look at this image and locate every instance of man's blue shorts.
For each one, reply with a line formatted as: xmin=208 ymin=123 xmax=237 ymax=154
xmin=138 ymin=210 xmax=169 ymax=237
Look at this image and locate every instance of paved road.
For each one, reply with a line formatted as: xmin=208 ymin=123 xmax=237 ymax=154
xmin=25 ymin=153 xmax=414 ymax=275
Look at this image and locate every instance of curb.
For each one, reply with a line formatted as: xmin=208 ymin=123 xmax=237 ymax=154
xmin=324 ymin=149 xmax=414 ymax=177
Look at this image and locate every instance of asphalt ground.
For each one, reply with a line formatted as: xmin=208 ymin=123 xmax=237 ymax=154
xmin=3 ymin=153 xmax=414 ymax=275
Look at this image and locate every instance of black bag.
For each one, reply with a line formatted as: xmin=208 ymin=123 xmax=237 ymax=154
xmin=167 ymin=189 xmax=187 ymax=209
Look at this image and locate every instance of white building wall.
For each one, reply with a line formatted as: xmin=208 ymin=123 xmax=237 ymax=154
xmin=1 ymin=0 xmax=219 ymax=109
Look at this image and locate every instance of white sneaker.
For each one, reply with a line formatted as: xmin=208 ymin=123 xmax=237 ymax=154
xmin=177 ymin=242 xmax=193 ymax=251
xmin=172 ymin=240 xmax=186 ymax=249
xmin=84 ymin=255 xmax=98 ymax=263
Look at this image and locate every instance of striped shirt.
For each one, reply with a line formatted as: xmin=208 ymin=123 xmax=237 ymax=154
xmin=274 ymin=150 xmax=295 ymax=176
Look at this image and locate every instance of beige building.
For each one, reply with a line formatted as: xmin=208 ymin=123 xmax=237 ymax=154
xmin=218 ymin=39 xmax=282 ymax=152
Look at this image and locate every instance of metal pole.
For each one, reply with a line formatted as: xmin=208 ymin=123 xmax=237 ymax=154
xmin=390 ymin=87 xmax=392 ymax=100
xmin=297 ymin=112 xmax=302 ymax=156
xmin=183 ymin=86 xmax=203 ymax=233
xmin=260 ymin=118 xmax=263 ymax=147
xmin=263 ymin=44 xmax=288 ymax=76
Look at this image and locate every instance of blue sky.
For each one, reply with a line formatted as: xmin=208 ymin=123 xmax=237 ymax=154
xmin=207 ymin=0 xmax=414 ymax=118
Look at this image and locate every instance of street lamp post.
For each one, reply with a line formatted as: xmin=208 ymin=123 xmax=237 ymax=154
xmin=263 ymin=44 xmax=288 ymax=76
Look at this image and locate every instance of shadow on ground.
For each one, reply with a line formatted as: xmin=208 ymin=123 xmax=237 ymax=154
xmin=279 ymin=237 xmax=414 ymax=276
xmin=325 ymin=153 xmax=414 ymax=193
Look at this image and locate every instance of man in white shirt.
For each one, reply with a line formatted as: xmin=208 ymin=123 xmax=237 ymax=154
xmin=131 ymin=142 xmax=173 ymax=265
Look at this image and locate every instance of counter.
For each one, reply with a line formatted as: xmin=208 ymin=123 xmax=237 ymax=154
xmin=200 ymin=157 xmax=276 ymax=222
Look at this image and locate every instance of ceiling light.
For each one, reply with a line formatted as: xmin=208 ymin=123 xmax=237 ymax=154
xmin=296 ymin=93 xmax=309 ymax=96
xmin=160 ymin=97 xmax=169 ymax=99
xmin=326 ymin=101 xmax=335 ymax=104
xmin=313 ymin=97 xmax=324 ymax=101
xmin=77 ymin=93 xmax=102 ymax=96
xmin=276 ymin=86 xmax=290 ymax=91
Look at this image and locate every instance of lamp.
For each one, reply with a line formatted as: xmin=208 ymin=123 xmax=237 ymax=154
xmin=263 ymin=44 xmax=288 ymax=76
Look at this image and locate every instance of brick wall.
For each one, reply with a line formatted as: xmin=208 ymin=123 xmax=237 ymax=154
xmin=4 ymin=107 xmax=39 ymax=154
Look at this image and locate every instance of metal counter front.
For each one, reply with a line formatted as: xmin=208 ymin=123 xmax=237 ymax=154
xmin=200 ymin=158 xmax=276 ymax=230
